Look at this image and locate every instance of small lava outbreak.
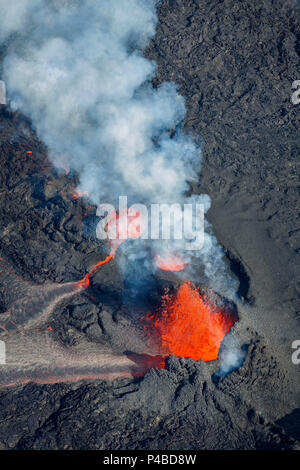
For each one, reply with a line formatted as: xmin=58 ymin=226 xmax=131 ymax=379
xmin=143 ymin=282 xmax=237 ymax=361
xmin=77 ymin=208 xmax=142 ymax=287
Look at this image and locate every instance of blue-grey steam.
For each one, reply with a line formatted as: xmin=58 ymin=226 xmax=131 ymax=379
xmin=0 ymin=0 xmax=237 ymax=300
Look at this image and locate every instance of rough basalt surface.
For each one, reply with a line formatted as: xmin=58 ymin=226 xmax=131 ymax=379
xmin=0 ymin=0 xmax=299 ymax=450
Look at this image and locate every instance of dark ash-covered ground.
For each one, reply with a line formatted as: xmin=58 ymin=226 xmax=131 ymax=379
xmin=0 ymin=0 xmax=299 ymax=450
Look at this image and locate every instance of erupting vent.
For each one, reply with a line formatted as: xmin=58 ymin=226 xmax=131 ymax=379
xmin=143 ymin=282 xmax=237 ymax=361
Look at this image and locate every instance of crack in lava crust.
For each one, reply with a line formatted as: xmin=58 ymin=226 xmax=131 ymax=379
xmin=0 ymin=210 xmax=160 ymax=388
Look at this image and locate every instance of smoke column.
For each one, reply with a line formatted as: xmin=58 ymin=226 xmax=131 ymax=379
xmin=0 ymin=0 xmax=237 ymax=298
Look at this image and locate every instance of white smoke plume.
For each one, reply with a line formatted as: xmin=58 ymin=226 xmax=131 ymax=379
xmin=0 ymin=0 xmax=236 ymax=298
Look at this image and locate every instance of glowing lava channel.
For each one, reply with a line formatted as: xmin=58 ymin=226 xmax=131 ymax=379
xmin=77 ymin=208 xmax=142 ymax=287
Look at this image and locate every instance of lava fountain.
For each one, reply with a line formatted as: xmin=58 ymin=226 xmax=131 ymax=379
xmin=143 ymin=282 xmax=237 ymax=361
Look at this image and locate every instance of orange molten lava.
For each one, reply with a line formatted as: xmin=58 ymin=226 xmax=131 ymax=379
xmin=60 ymin=164 xmax=70 ymax=175
xmin=155 ymin=253 xmax=187 ymax=271
xmin=144 ymin=282 xmax=236 ymax=361
xmin=77 ymin=209 xmax=142 ymax=287
xmin=25 ymin=150 xmax=33 ymax=163
xmin=107 ymin=208 xmax=142 ymax=252
xmin=72 ymin=191 xmax=89 ymax=200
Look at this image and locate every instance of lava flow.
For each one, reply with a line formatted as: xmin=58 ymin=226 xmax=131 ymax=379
xmin=143 ymin=282 xmax=237 ymax=361
xmin=77 ymin=208 xmax=142 ymax=287
xmin=77 ymin=212 xmax=235 ymax=364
